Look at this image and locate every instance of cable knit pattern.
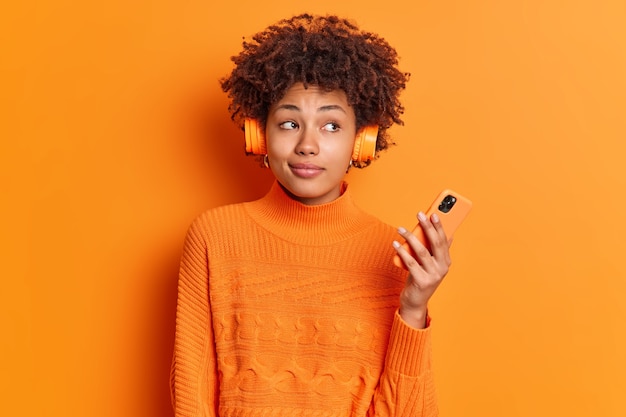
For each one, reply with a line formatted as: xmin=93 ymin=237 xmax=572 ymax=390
xmin=171 ymin=181 xmax=438 ymax=417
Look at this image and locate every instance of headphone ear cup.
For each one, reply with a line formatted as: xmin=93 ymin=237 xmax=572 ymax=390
xmin=351 ymin=125 xmax=379 ymax=162
xmin=244 ymin=118 xmax=267 ymax=155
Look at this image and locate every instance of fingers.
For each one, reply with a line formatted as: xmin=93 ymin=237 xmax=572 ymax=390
xmin=419 ymin=212 xmax=451 ymax=266
xmin=394 ymin=211 xmax=451 ymax=271
xmin=393 ymin=229 xmax=432 ymax=271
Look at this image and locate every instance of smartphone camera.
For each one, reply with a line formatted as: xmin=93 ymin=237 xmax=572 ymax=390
xmin=438 ymin=195 xmax=457 ymax=213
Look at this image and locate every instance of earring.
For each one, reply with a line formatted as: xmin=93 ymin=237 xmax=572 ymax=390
xmin=263 ymin=154 xmax=270 ymax=168
xmin=346 ymin=159 xmax=353 ymax=173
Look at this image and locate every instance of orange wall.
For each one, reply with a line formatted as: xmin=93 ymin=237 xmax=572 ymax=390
xmin=2 ymin=1 xmax=625 ymax=416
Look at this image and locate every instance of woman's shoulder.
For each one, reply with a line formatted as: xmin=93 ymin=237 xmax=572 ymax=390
xmin=184 ymin=200 xmax=254 ymax=238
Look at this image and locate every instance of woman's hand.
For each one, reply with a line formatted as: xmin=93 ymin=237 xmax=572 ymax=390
xmin=393 ymin=211 xmax=452 ymax=329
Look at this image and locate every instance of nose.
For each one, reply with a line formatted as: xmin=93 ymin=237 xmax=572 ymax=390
xmin=294 ymin=126 xmax=319 ymax=156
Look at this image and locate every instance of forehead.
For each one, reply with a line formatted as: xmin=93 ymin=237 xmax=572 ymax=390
xmin=271 ymin=83 xmax=352 ymax=113
xmin=277 ymin=83 xmax=347 ymax=103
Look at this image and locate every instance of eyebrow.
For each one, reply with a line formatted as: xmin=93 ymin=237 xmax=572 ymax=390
xmin=272 ymin=104 xmax=347 ymax=114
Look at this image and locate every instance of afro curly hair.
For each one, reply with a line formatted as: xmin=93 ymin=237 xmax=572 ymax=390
xmin=220 ymin=14 xmax=410 ymax=167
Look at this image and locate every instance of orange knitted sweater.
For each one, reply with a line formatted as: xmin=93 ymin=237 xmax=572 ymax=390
xmin=171 ymin=181 xmax=438 ymax=417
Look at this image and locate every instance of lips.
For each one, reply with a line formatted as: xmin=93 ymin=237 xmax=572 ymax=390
xmin=289 ymin=163 xmax=324 ymax=178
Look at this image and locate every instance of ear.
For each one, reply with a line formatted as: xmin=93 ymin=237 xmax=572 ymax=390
xmin=351 ymin=125 xmax=379 ymax=162
xmin=244 ymin=118 xmax=267 ymax=155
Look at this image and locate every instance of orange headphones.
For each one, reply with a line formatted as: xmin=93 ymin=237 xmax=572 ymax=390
xmin=244 ymin=118 xmax=379 ymax=162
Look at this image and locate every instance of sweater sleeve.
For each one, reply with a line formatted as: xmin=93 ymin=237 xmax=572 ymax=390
xmin=170 ymin=218 xmax=220 ymax=417
xmin=368 ymin=310 xmax=439 ymax=417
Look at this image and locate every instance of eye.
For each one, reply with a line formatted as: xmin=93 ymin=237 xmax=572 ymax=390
xmin=279 ymin=121 xmax=298 ymax=130
xmin=322 ymin=122 xmax=340 ymax=132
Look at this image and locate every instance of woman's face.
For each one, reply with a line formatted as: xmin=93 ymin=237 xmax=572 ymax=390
xmin=265 ymin=83 xmax=357 ymax=205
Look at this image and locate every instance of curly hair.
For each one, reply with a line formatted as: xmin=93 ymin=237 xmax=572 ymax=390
xmin=220 ymin=14 xmax=410 ymax=167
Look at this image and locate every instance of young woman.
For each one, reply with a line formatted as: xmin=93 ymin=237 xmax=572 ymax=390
xmin=171 ymin=14 xmax=451 ymax=417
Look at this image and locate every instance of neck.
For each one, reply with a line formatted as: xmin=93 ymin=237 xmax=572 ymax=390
xmin=244 ymin=180 xmax=375 ymax=245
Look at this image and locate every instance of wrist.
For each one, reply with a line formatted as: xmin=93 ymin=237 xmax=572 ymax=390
xmin=398 ymin=306 xmax=428 ymax=329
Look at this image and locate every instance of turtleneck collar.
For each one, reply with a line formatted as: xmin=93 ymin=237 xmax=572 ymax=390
xmin=244 ymin=180 xmax=377 ymax=246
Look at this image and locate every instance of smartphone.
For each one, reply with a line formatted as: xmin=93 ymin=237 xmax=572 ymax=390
xmin=393 ymin=189 xmax=473 ymax=269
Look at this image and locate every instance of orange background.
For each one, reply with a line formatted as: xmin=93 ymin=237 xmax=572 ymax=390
xmin=2 ymin=1 xmax=625 ymax=416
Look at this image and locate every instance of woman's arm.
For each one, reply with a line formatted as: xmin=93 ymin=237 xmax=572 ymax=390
xmin=368 ymin=211 xmax=453 ymax=416
xmin=369 ymin=312 xmax=438 ymax=417
xmin=170 ymin=219 xmax=220 ymax=417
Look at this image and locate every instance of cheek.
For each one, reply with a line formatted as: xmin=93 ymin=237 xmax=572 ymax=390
xmin=326 ymin=138 xmax=356 ymax=160
xmin=266 ymin=136 xmax=289 ymax=156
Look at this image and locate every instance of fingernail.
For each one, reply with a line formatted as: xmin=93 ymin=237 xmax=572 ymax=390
xmin=392 ymin=240 xmax=401 ymax=248
xmin=431 ymin=213 xmax=440 ymax=223
xmin=417 ymin=211 xmax=427 ymax=222
xmin=397 ymin=226 xmax=407 ymax=234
